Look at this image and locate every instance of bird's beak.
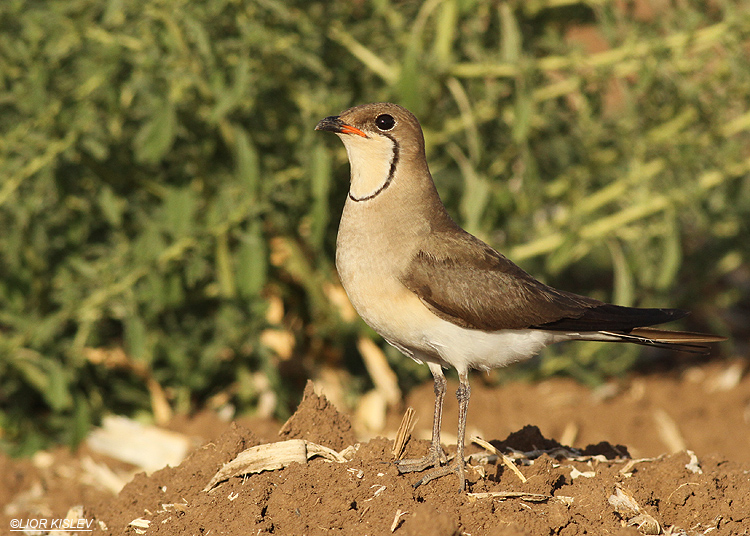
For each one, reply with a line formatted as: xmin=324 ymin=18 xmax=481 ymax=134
xmin=315 ymin=116 xmax=367 ymax=137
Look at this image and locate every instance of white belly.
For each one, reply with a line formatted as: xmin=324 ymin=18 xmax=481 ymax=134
xmin=418 ymin=318 xmax=569 ymax=374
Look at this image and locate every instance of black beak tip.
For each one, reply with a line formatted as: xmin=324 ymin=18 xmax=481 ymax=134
xmin=315 ymin=115 xmax=343 ymax=133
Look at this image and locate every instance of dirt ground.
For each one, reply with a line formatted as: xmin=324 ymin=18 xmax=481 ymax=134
xmin=2 ymin=359 xmax=750 ymax=535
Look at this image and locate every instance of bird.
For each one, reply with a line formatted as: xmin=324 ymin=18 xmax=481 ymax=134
xmin=315 ymin=102 xmax=725 ymax=491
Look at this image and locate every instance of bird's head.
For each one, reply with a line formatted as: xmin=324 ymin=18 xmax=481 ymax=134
xmin=316 ymin=103 xmax=427 ymax=201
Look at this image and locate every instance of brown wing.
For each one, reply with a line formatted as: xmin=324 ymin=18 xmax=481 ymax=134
xmin=399 ymin=229 xmax=686 ymax=332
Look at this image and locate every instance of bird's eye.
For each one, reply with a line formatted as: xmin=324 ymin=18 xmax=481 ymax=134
xmin=375 ymin=114 xmax=395 ymax=131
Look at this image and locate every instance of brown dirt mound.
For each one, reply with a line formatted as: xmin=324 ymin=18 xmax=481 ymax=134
xmin=2 ymin=361 xmax=750 ymax=535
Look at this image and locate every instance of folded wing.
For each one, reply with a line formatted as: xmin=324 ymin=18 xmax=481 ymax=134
xmin=399 ymin=229 xmax=699 ymax=338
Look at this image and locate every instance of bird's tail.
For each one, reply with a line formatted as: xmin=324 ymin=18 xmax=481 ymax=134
xmin=599 ymin=327 xmax=726 ymax=354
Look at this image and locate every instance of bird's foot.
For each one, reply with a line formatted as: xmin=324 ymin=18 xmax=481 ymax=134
xmin=411 ymin=459 xmax=466 ymax=492
xmin=396 ymin=446 xmax=467 ymax=491
xmin=395 ymin=445 xmax=447 ymax=474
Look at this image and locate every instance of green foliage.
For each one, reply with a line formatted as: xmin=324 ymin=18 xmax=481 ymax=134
xmin=1 ymin=0 xmax=748 ymax=454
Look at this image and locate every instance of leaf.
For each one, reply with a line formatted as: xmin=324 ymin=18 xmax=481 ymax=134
xmin=133 ymin=99 xmax=177 ymax=164
xmin=12 ymin=351 xmax=73 ymax=412
xmin=69 ymin=393 xmax=92 ymax=448
xmin=656 ymin=211 xmax=681 ymax=290
xmin=308 ymin=143 xmax=332 ymax=250
xmin=499 ymin=3 xmax=522 ymax=64
xmin=162 ymin=186 xmax=197 ymax=238
xmin=124 ymin=313 xmax=149 ymax=362
xmin=216 ymin=231 xmax=236 ymax=299
xmin=512 ymin=82 xmax=533 ymax=144
xmin=432 ymin=0 xmax=457 ymax=64
xmin=99 ymin=185 xmax=124 ymax=227
xmin=233 ymin=124 xmax=260 ymax=200
xmin=607 ymin=239 xmax=635 ymax=307
xmin=235 ymin=222 xmax=267 ymax=299
xmin=212 ymin=56 xmax=251 ymax=122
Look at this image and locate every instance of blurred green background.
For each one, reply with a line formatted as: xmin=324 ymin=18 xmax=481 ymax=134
xmin=1 ymin=0 xmax=748 ymax=455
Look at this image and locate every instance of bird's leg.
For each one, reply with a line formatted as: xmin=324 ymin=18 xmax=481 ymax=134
xmin=395 ymin=362 xmax=447 ymax=473
xmin=454 ymin=371 xmax=470 ymax=491
xmin=411 ymin=371 xmax=471 ymax=491
xmin=428 ymin=363 xmax=449 ymax=465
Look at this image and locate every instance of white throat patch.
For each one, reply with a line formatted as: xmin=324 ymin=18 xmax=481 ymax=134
xmin=338 ymin=133 xmax=396 ymax=201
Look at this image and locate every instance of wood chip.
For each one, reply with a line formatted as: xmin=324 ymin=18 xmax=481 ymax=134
xmin=706 ymin=361 xmax=745 ymax=392
xmin=559 ymin=421 xmax=579 ymax=447
xmin=390 ymin=509 xmax=408 ymax=532
xmin=357 ymin=336 xmax=401 ymax=406
xmin=128 ymin=518 xmax=151 ymax=529
xmin=654 ymin=408 xmax=687 ymax=454
xmin=80 ymin=455 xmax=132 ymax=494
xmin=685 ymin=450 xmax=703 ymax=474
xmin=469 ymin=491 xmax=574 ymax=506
xmin=392 ymin=407 xmax=417 ymax=460
xmin=609 ymin=485 xmax=661 ymax=535
xmin=323 ymin=282 xmax=357 ymax=322
xmin=619 ymin=457 xmax=659 ymax=476
xmin=504 ymin=446 xmax=584 ymax=461
xmin=203 ymin=439 xmax=353 ymax=492
xmin=339 ymin=443 xmax=360 ymax=460
xmin=260 ymin=329 xmax=295 ymax=360
xmin=364 ymin=484 xmax=386 ymax=502
xmin=568 ymin=467 xmax=596 ymax=479
xmin=356 ymin=389 xmax=388 ymax=434
xmin=471 ymin=436 xmax=527 ymax=483
xmin=86 ymin=415 xmax=191 ymax=473
xmin=49 ymin=506 xmax=86 ymax=536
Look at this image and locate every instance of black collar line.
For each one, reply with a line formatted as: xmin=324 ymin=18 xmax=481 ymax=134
xmin=348 ymin=135 xmax=400 ymax=203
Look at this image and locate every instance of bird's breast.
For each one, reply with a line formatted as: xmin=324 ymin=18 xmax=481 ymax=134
xmin=335 ymin=196 xmax=435 ymax=351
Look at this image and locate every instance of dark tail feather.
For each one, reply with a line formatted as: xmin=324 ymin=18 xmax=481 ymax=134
xmin=601 ymin=327 xmax=727 ymax=355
